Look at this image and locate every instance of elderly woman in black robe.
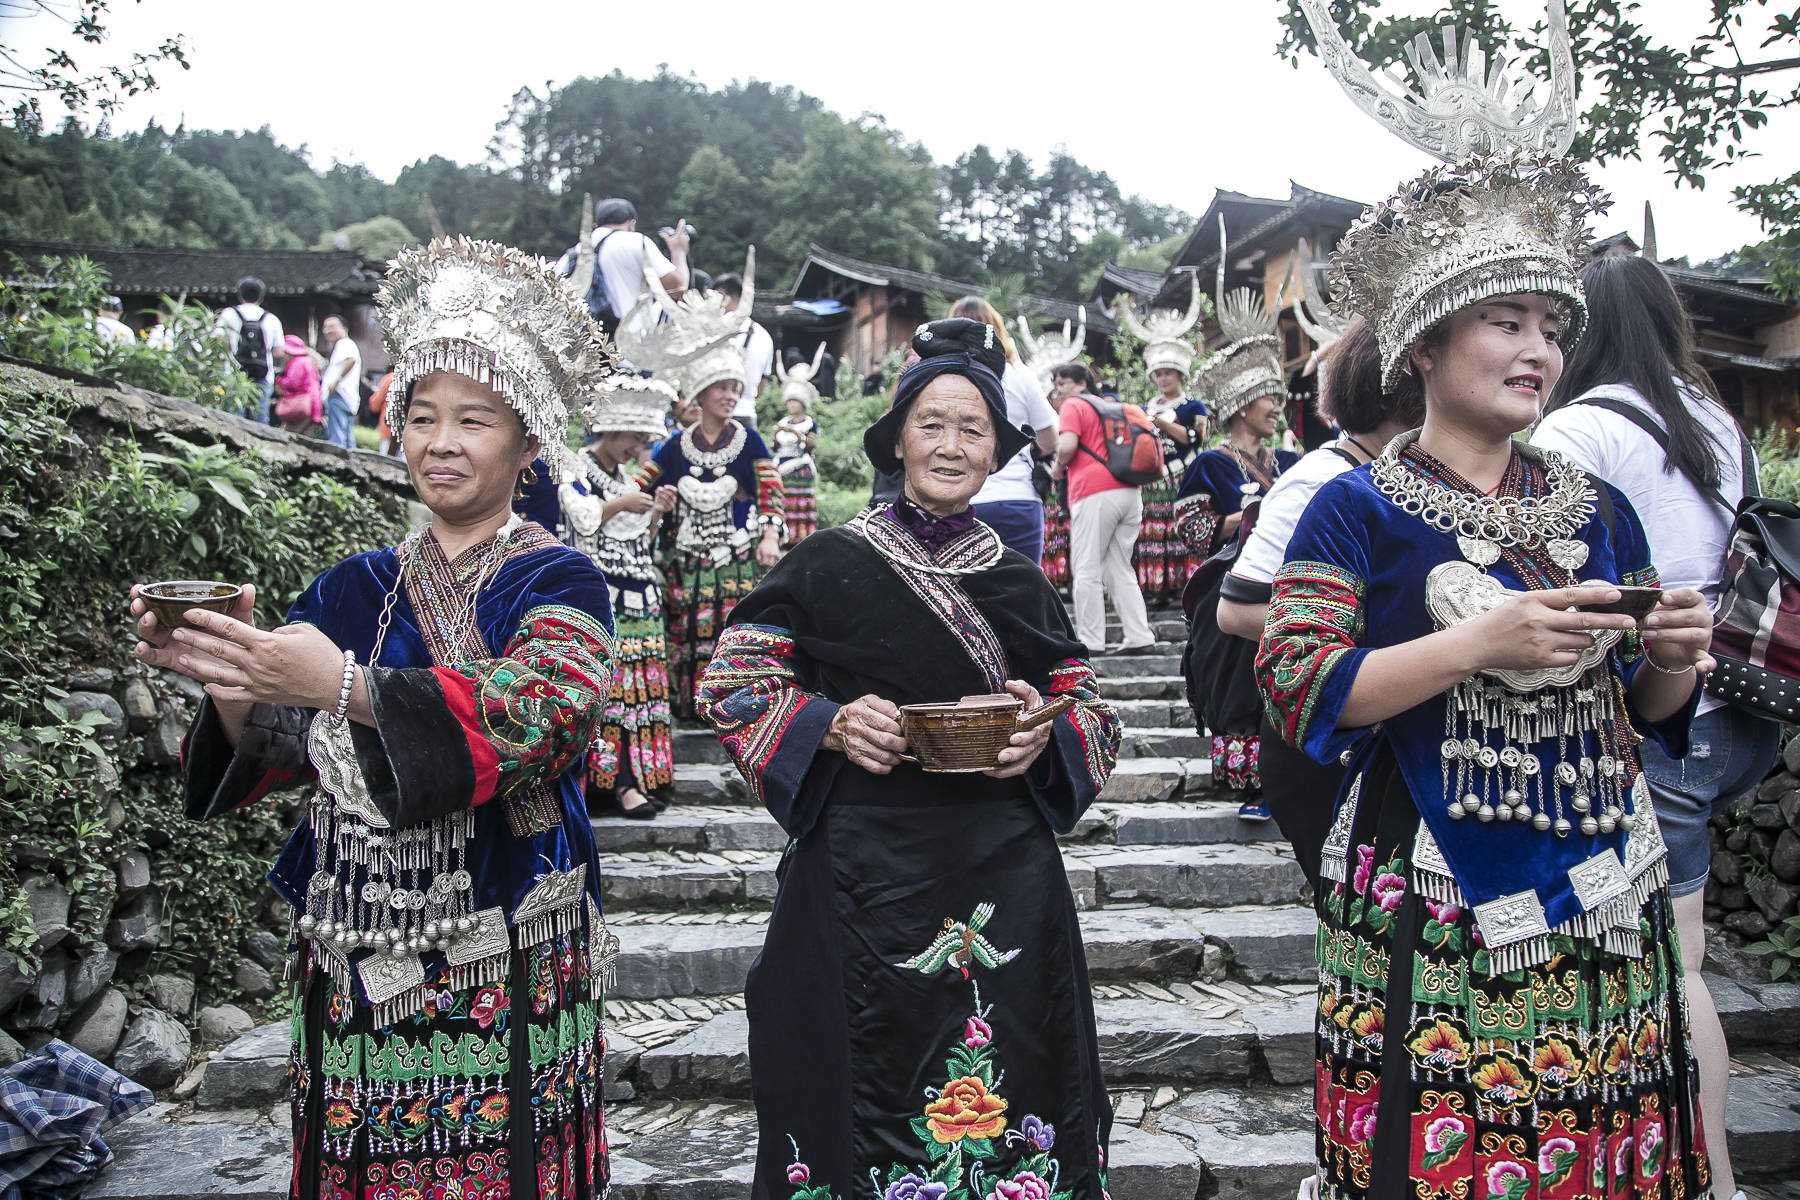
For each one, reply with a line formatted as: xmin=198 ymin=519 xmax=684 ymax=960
xmin=696 ymin=319 xmax=1121 ymax=1200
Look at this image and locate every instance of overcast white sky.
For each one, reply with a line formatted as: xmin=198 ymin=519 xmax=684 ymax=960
xmin=14 ymin=0 xmax=1800 ymax=268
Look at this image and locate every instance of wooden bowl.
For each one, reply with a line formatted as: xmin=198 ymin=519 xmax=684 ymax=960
xmin=897 ymin=692 xmax=1074 ymax=773
xmin=138 ymin=580 xmax=243 ymax=631
xmin=1581 ymin=585 xmax=1662 ymax=620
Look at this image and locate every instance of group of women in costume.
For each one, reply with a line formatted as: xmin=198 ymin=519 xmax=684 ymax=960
xmin=128 ymin=4 xmax=1735 ymax=1195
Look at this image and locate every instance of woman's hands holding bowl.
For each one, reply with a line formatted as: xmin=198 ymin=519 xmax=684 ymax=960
xmin=131 ymin=583 xmax=349 ymax=711
xmin=986 ymin=679 xmax=1053 ymax=780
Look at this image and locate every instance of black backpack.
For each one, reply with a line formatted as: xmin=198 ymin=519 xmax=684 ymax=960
xmin=232 ymin=306 xmax=269 ymax=380
xmin=583 ymin=231 xmax=622 ymax=334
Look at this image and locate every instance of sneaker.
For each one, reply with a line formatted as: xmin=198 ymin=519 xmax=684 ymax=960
xmin=1238 ymin=799 xmax=1271 ymax=822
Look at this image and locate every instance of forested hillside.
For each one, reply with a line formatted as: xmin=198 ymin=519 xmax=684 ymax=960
xmin=0 ymin=69 xmax=1187 ymax=294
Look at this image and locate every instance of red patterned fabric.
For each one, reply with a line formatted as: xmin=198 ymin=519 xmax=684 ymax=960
xmin=1256 ymin=559 xmax=1366 ymax=752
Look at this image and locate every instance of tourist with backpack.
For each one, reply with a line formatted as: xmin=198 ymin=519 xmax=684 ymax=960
xmin=1049 ymin=361 xmax=1158 ymax=655
xmin=555 ymin=197 xmax=690 ymax=339
xmin=214 ymin=277 xmax=283 ymax=424
xmin=1533 ymin=253 xmax=1767 ymax=1200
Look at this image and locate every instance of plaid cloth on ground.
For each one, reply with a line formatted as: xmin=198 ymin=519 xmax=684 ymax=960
xmin=0 ymin=1039 xmax=152 ymax=1200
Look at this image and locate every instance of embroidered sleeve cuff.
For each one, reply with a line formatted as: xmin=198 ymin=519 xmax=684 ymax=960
xmin=359 ymin=665 xmax=490 ymax=827
xmin=1622 ymin=658 xmax=1701 ymax=759
xmin=181 ymin=699 xmax=314 ymax=821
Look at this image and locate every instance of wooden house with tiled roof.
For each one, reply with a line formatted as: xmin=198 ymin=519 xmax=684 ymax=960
xmin=0 ymin=238 xmax=388 ymax=373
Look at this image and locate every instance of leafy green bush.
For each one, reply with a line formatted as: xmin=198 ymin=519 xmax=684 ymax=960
xmin=1755 ymin=428 xmax=1800 ymax=504
xmin=0 ymin=253 xmax=263 ymax=417
xmin=1746 ymin=915 xmax=1800 ymax=980
xmin=0 ymin=365 xmax=406 ymax=993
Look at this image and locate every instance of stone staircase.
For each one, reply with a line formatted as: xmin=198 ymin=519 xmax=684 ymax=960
xmin=90 ymin=609 xmax=1800 ymax=1199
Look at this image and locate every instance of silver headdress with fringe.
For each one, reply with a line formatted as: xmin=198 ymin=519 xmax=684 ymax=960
xmin=581 ymin=374 xmax=675 ymax=438
xmin=775 ymin=342 xmax=827 ymax=410
xmin=617 ymin=247 xmax=757 ymax=402
xmin=1015 ymin=309 xmax=1087 ymax=395
xmin=1299 ymin=0 xmax=1606 ymax=390
xmin=1201 ymin=216 xmax=1288 ymax=425
xmin=379 ymin=235 xmax=613 ymax=480
xmin=1115 ymin=273 xmax=1205 ymax=380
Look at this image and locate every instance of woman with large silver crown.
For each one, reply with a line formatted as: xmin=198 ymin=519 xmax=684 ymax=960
xmin=137 ymin=237 xmax=620 ymax=1197
xmin=1260 ymin=5 xmax=1715 ymax=1198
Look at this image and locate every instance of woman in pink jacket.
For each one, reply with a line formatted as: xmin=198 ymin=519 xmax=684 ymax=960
xmin=272 ymin=333 xmax=322 ymax=434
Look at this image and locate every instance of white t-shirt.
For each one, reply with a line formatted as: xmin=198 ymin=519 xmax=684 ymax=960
xmin=1231 ymin=445 xmax=1359 ymax=587
xmin=595 ymin=229 xmax=676 ymax=335
xmin=1532 ymin=381 xmax=1755 ymax=715
xmin=215 ymin=304 xmax=284 ymax=382
xmin=738 ymin=320 xmax=774 ymax=420
xmin=323 ymin=337 xmax=363 ymax=407
xmin=973 ymin=360 xmax=1058 ymax=505
xmin=94 ymin=315 xmax=133 ymax=345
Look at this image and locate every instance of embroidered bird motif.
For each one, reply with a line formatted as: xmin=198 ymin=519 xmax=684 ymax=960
xmin=896 ymin=902 xmax=1021 ymax=980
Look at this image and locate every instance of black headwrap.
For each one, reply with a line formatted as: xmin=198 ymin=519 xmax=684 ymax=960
xmin=863 ymin=318 xmax=1034 ymax=475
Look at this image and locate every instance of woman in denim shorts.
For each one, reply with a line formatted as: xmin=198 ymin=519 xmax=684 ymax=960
xmin=1535 ymin=253 xmax=1776 ymax=1200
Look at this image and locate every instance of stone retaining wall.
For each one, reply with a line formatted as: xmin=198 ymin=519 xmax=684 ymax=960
xmin=1706 ymin=731 xmax=1800 ymax=941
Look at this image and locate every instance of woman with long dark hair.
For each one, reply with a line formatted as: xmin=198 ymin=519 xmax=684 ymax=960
xmin=1534 ymin=252 xmax=1769 ymax=1200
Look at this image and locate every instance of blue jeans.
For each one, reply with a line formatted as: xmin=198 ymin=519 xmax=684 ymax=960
xmin=1637 ymin=704 xmax=1782 ymax=897
xmin=324 ymin=394 xmax=355 ymax=448
xmin=972 ymin=499 xmax=1044 ymax=565
xmin=253 ymin=377 xmax=273 ymax=425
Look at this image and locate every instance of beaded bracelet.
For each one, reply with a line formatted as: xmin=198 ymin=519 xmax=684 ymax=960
xmin=331 ymin=650 xmax=356 ymax=721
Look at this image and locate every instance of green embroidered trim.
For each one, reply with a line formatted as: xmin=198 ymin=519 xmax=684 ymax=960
xmin=321 ymin=1029 xmax=510 ymax=1082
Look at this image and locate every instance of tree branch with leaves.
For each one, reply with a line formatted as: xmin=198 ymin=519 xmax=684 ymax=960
xmin=1 ymin=0 xmax=187 ymax=131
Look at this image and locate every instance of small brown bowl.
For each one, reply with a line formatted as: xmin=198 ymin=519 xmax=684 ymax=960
xmin=138 ymin=580 xmax=243 ymax=631
xmin=1579 ymin=585 xmax=1662 ymax=620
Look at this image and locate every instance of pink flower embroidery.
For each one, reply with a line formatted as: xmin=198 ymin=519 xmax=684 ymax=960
xmin=1485 ymin=1160 xmax=1529 ymax=1200
xmin=1639 ymin=1120 xmax=1665 ymax=1178
xmin=1347 ymin=1101 xmax=1378 ymax=1145
xmin=1423 ymin=1116 xmax=1466 ymax=1154
xmin=963 ymin=1017 xmax=993 ymax=1048
xmin=787 ymin=1162 xmax=810 ymax=1185
xmin=1352 ymin=844 xmax=1375 ymax=895
xmin=990 ymin=1173 xmax=1052 ymax=1200
xmin=470 ymin=986 xmax=509 ymax=1031
xmin=1372 ymin=872 xmax=1406 ymax=913
xmin=1424 ymin=897 xmax=1462 ymax=924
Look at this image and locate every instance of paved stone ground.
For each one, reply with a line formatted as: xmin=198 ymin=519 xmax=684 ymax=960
xmin=93 ymin=609 xmax=1800 ymax=1197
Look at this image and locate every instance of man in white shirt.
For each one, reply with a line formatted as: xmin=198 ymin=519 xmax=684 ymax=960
xmin=94 ymin=296 xmax=133 ymax=346
xmin=319 ymin=315 xmax=362 ymax=449
xmin=556 ymin=198 xmax=690 ymax=340
xmin=715 ymin=273 xmax=771 ymax=426
xmin=215 ymin=277 xmax=284 ymax=424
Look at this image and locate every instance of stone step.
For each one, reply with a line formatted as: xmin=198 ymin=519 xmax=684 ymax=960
xmin=1090 ymin=652 xmax=1184 ymax=678
xmin=593 ymin=797 xmax=1267 ymax=857
xmin=672 ymin=726 xmax=728 ymax=765
xmin=607 ymin=904 xmax=1319 ymax=1000
xmin=1118 ymin=725 xmax=1207 ymax=759
xmin=628 ymin=992 xmax=1314 ymax=1101
xmin=1099 ymin=673 xmax=1186 ymax=700
xmin=596 ymin=840 xmax=1300 ymax=914
xmin=655 ymin=756 xmax=1211 ymax=809
xmin=1109 ymin=697 xmax=1191 ymax=728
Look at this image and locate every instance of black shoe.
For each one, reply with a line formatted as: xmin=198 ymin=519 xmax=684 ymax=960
xmin=1106 ymin=643 xmax=1159 ymax=656
xmin=589 ymin=790 xmax=658 ymax=820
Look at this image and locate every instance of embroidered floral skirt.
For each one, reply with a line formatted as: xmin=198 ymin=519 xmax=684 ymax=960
xmin=1041 ymin=487 xmax=1070 ymax=592
xmin=1210 ymin=732 xmax=1261 ymax=793
xmin=1136 ymin=472 xmax=1189 ymax=608
xmin=750 ymin=786 xmax=1111 ymax=1199
xmin=1312 ymin=752 xmax=1707 ymax=1200
xmin=780 ymin=462 xmax=816 ymax=547
xmin=586 ymin=591 xmax=674 ymax=806
xmin=289 ymin=929 xmax=608 ymax=1200
xmin=665 ymin=546 xmax=766 ymax=720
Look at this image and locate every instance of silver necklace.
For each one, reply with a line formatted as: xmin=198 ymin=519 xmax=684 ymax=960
xmin=1227 ymin=442 xmax=1274 ymax=497
xmin=680 ymin=421 xmax=747 ymax=476
xmin=1370 ymin=430 xmax=1594 ymax=571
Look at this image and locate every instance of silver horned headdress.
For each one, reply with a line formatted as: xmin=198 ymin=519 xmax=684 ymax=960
xmin=1299 ymin=0 xmax=1606 ymax=390
xmin=581 ymin=374 xmax=674 ymax=438
xmin=618 ymin=247 xmax=757 ymax=402
xmin=1015 ymin=309 xmax=1086 ymax=395
xmin=1201 ymin=216 xmax=1288 ymax=425
xmin=379 ymin=235 xmax=614 ymax=480
xmin=775 ymin=342 xmax=827 ymax=410
xmin=1115 ymin=273 xmax=1205 ymax=381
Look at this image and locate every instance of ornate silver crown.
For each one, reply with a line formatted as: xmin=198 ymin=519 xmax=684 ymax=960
xmin=1200 ymin=217 xmax=1288 ymax=425
xmin=1016 ymin=309 xmax=1086 ymax=396
xmin=581 ymin=374 xmax=674 ymax=437
xmin=775 ymin=343 xmax=827 ymax=409
xmin=1299 ymin=0 xmax=1607 ymax=390
xmin=618 ymin=248 xmax=757 ymax=402
xmin=1115 ymin=273 xmax=1205 ymax=380
xmin=379 ymin=236 xmax=614 ymax=480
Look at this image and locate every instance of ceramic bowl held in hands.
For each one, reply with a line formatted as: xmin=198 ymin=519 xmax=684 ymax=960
xmin=896 ymin=692 xmax=1075 ymax=773
xmin=138 ymin=580 xmax=243 ymax=632
xmin=1579 ymin=585 xmax=1662 ymax=620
